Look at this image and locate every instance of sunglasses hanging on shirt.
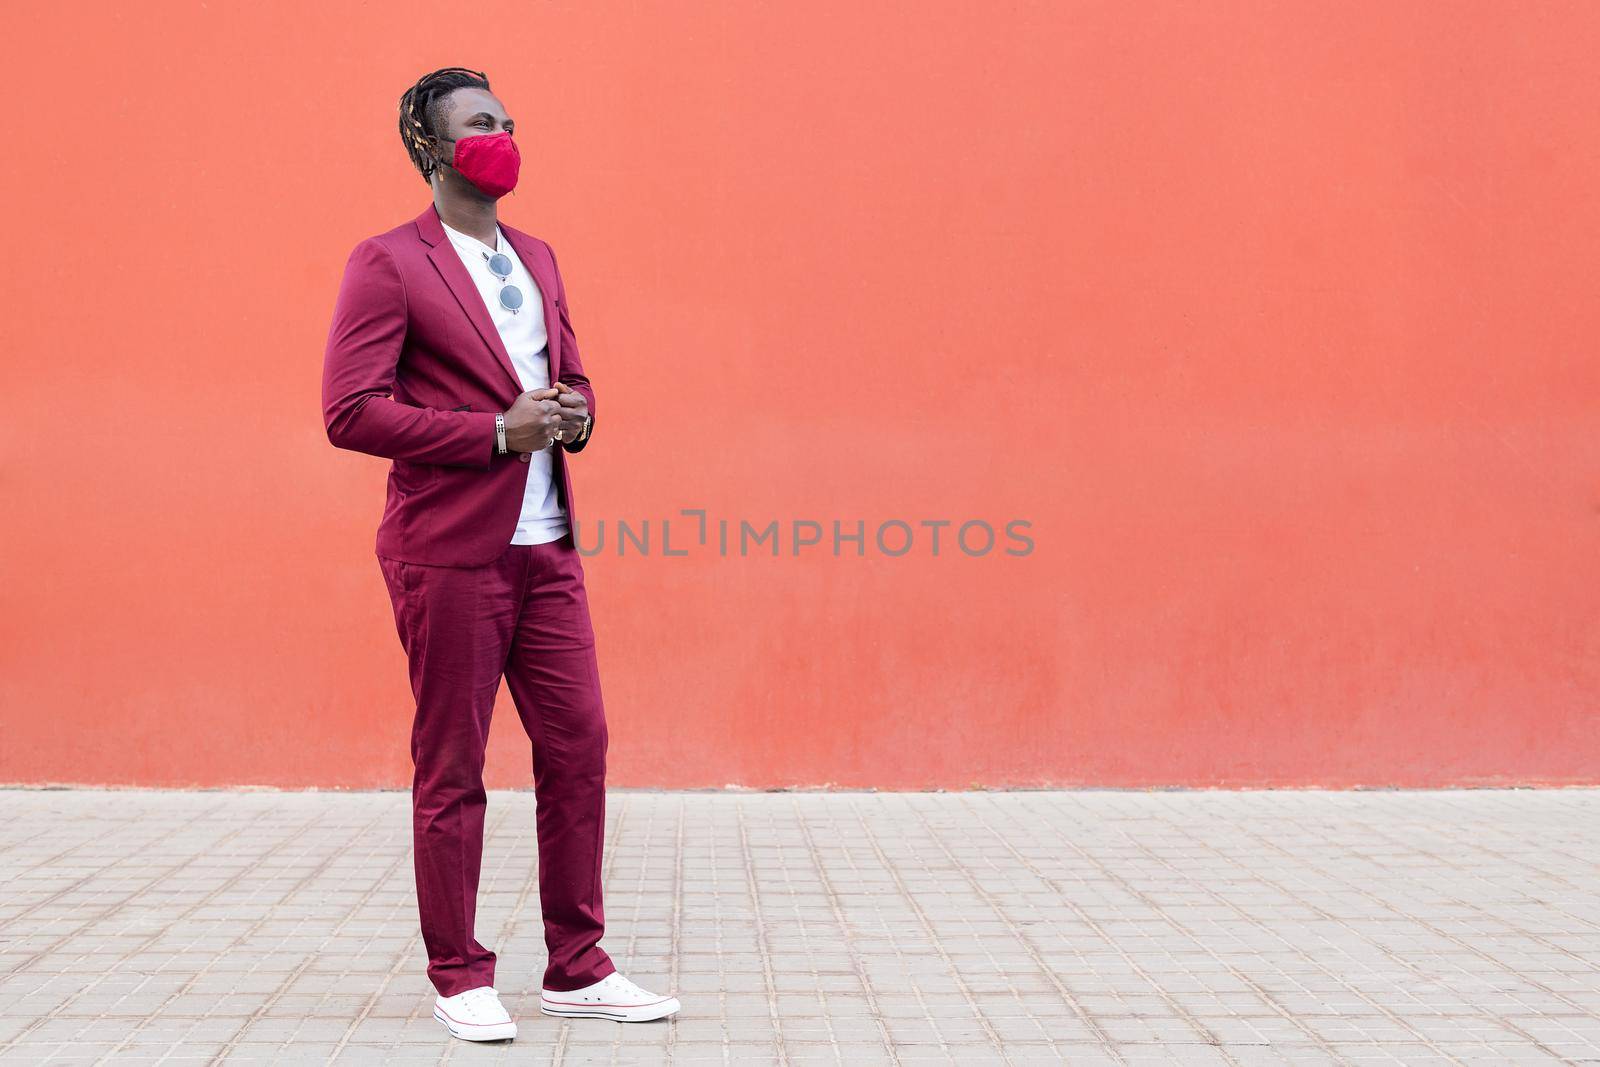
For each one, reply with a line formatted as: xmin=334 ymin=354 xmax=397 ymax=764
xmin=482 ymin=251 xmax=524 ymax=314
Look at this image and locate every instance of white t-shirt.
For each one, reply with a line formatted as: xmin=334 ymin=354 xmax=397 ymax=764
xmin=440 ymin=219 xmax=568 ymax=546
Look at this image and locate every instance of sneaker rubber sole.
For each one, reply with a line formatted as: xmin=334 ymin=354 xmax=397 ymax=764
xmin=433 ymin=1004 xmax=517 ymax=1041
xmin=540 ymin=994 xmax=681 ymax=1022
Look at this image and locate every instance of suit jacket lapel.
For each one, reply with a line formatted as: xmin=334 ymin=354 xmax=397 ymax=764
xmin=414 ymin=204 xmax=524 ymax=395
xmin=500 ymin=226 xmax=562 ymax=384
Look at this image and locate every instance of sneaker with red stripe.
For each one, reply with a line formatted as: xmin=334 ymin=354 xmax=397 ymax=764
xmin=433 ymin=984 xmax=517 ymax=1041
xmin=540 ymin=971 xmax=681 ymax=1022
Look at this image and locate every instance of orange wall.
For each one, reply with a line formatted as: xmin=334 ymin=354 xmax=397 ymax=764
xmin=3 ymin=2 xmax=1598 ymax=789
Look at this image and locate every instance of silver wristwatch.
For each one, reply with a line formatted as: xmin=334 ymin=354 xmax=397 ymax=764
xmin=494 ymin=412 xmax=508 ymax=455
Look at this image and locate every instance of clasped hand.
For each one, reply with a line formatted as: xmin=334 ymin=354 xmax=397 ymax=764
xmin=502 ymin=381 xmax=588 ymax=454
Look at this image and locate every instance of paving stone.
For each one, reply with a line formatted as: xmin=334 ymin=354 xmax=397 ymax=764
xmin=0 ymin=787 xmax=1595 ymax=1064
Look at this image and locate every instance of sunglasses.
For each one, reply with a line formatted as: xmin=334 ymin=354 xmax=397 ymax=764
xmin=481 ymin=251 xmax=525 ymax=314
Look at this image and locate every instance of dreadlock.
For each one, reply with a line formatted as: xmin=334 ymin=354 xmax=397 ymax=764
xmin=398 ymin=67 xmax=492 ymax=186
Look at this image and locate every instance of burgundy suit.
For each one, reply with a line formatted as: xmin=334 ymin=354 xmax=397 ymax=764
xmin=322 ymin=202 xmax=615 ymax=997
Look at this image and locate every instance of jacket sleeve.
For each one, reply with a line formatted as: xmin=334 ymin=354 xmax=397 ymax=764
xmin=548 ymin=241 xmax=597 ymax=454
xmin=322 ymin=237 xmax=499 ymax=469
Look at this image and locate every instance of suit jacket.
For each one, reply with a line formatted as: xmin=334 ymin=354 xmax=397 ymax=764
xmin=322 ymin=202 xmax=595 ymax=567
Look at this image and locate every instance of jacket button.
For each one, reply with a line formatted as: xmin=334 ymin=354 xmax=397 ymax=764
xmin=519 ymin=453 xmax=531 ymax=463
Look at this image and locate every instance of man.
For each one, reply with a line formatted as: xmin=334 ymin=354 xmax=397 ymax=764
xmin=321 ymin=66 xmax=680 ymax=1042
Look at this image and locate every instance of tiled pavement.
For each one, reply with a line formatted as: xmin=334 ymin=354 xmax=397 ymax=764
xmin=1 ymin=789 xmax=1598 ymax=1065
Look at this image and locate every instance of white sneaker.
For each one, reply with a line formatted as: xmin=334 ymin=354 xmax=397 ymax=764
xmin=433 ymin=985 xmax=517 ymax=1041
xmin=540 ymin=971 xmax=681 ymax=1022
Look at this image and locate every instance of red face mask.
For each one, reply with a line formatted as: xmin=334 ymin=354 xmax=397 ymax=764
xmin=444 ymin=131 xmax=520 ymax=198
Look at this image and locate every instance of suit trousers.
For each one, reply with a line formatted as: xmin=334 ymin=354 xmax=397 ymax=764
xmin=376 ymin=532 xmax=616 ymax=997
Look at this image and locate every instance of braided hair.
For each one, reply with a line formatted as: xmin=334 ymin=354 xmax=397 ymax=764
xmin=398 ymin=67 xmax=492 ymax=186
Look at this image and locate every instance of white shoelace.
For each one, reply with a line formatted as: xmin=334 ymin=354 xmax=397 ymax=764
xmin=460 ymin=986 xmax=499 ymax=1011
xmin=605 ymin=974 xmax=651 ymax=998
